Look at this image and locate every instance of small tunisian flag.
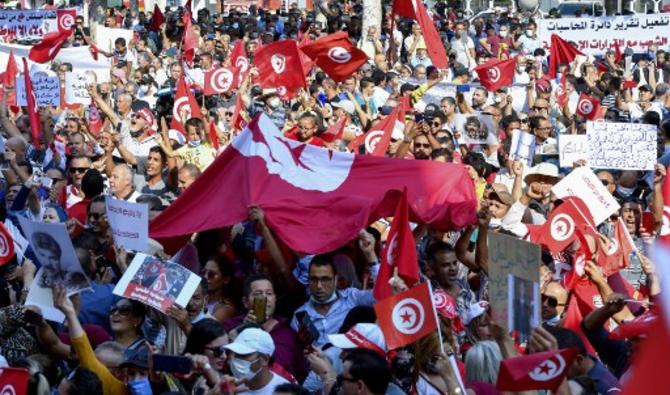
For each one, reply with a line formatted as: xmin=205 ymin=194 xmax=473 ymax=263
xmin=575 ymin=93 xmax=602 ymax=120
xmin=374 ymin=189 xmax=420 ymax=300
xmin=0 ymin=367 xmax=30 ymax=395
xmin=29 ymin=29 xmax=72 ymax=63
xmin=150 ymin=113 xmax=477 ymax=254
xmin=556 ymin=72 xmax=568 ymax=107
xmin=230 ymin=40 xmax=249 ymax=87
xmin=209 ymin=120 xmax=220 ymax=151
xmin=56 ymin=9 xmax=76 ymax=32
xmin=150 ymin=4 xmax=165 ymax=32
xmin=22 ymin=59 xmax=42 ymax=149
xmin=299 ymin=32 xmax=369 ymax=82
xmin=549 ymin=34 xmax=584 ymax=78
xmin=203 ymin=66 xmax=236 ymax=95
xmin=320 ymin=117 xmax=346 ymax=143
xmin=620 ymin=246 xmax=670 ymax=395
xmin=181 ymin=12 xmax=199 ymax=64
xmin=658 ymin=166 xmax=670 ymax=246
xmin=533 ymin=196 xmax=596 ymax=253
xmin=254 ymin=40 xmax=306 ymax=99
xmin=3 ymin=51 xmax=18 ymax=106
xmin=349 ymin=104 xmax=405 ymax=156
xmin=598 ymin=217 xmax=636 ymax=276
xmin=170 ymin=76 xmax=202 ymax=136
xmin=474 ymin=58 xmax=515 ymax=92
xmin=374 ymin=282 xmax=437 ymax=350
xmin=297 ymin=34 xmax=315 ymax=79
xmin=392 ymin=0 xmax=448 ymax=68
xmin=497 ymin=349 xmax=578 ymax=392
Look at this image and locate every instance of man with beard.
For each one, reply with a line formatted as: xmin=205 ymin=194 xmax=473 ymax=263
xmin=412 ymin=134 xmax=433 ymax=160
xmin=90 ymin=86 xmax=157 ymax=158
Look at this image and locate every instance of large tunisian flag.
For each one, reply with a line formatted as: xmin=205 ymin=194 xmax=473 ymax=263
xmin=150 ymin=114 xmax=477 ymax=254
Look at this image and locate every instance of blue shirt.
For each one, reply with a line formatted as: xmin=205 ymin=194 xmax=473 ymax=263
xmin=588 ymin=356 xmax=622 ymax=394
xmin=78 ymin=282 xmax=117 ymax=333
xmin=290 ymin=288 xmax=375 ymax=347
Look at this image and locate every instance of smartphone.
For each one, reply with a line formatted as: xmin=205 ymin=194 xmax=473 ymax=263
xmin=300 ymin=313 xmax=319 ymax=341
xmin=253 ymin=296 xmax=266 ymax=324
xmin=152 ymin=354 xmax=192 ymax=374
xmin=24 ymin=309 xmax=43 ymax=326
xmin=456 ymin=84 xmax=471 ymax=93
xmin=414 ymin=113 xmax=424 ymax=123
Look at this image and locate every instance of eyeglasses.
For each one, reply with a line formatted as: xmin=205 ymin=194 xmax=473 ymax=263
xmin=337 ymin=375 xmax=357 ymax=386
xmin=69 ymin=167 xmax=88 ymax=174
xmin=308 ymin=276 xmax=334 ymax=285
xmin=110 ymin=305 xmax=133 ymax=315
xmin=88 ymin=212 xmax=104 ymax=220
xmin=431 ymin=121 xmax=442 ymax=127
xmin=225 ymin=112 xmax=234 ymax=116
xmin=415 ymin=143 xmax=431 ymax=148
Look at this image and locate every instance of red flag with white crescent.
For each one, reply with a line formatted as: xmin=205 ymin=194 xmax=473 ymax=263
xmin=535 ymin=196 xmax=597 ymax=253
xmin=56 ymin=9 xmax=76 ymax=33
xmin=319 ymin=117 xmax=346 ymax=143
xmin=150 ymin=113 xmax=477 ymax=254
xmin=28 ymin=29 xmax=72 ymax=63
xmin=230 ymin=40 xmax=249 ymax=87
xmin=299 ymin=31 xmax=369 ymax=82
xmin=391 ymin=0 xmax=447 ymax=68
xmin=374 ymin=282 xmax=438 ymax=350
xmin=0 ymin=367 xmax=29 ymax=395
xmin=556 ymin=72 xmax=568 ymax=107
xmin=170 ymin=76 xmax=202 ymax=136
xmin=374 ymin=188 xmax=419 ymax=300
xmin=474 ymin=58 xmax=515 ymax=92
xmin=575 ymin=93 xmax=602 ymax=120
xmin=22 ymin=59 xmax=42 ymax=149
xmin=203 ymin=66 xmax=236 ymax=95
xmin=496 ymin=348 xmax=579 ymax=392
xmin=348 ymin=105 xmax=405 ymax=156
xmin=254 ymin=40 xmax=306 ymax=100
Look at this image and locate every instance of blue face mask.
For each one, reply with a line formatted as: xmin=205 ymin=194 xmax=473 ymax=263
xmin=543 ymin=315 xmax=561 ymax=326
xmin=128 ymin=378 xmax=153 ymax=395
xmin=310 ymin=290 xmax=338 ymax=305
xmin=188 ymin=139 xmax=202 ymax=148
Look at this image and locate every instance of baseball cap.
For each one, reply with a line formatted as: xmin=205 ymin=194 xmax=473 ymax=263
xmin=224 ymin=327 xmax=275 ymax=356
xmin=112 ymin=68 xmax=127 ymax=84
xmin=490 ymin=183 xmax=513 ymax=206
xmin=535 ymin=78 xmax=551 ymax=92
xmin=639 ymin=84 xmax=653 ymax=92
xmin=454 ymin=65 xmax=470 ymax=77
xmin=332 ymin=100 xmax=355 ymax=115
xmin=464 ymin=301 xmax=489 ymax=325
xmin=134 ymin=107 xmax=156 ymax=129
xmin=120 ymin=343 xmax=150 ymax=370
xmin=328 ymin=323 xmax=387 ymax=356
xmin=168 ymin=129 xmax=187 ymax=146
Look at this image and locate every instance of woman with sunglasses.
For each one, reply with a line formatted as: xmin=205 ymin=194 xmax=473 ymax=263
xmin=180 ymin=318 xmax=230 ymax=393
xmin=203 ymin=256 xmax=240 ymax=322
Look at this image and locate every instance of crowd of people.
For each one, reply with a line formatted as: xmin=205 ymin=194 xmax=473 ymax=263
xmin=0 ymin=1 xmax=669 ymax=395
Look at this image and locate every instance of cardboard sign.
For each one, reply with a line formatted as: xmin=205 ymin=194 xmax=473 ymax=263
xmin=25 ymin=268 xmax=65 ymax=323
xmin=105 ymin=196 xmax=149 ymax=252
xmin=455 ymin=113 xmax=497 ymax=145
xmin=552 ymin=166 xmax=621 ymax=225
xmin=15 ymin=71 xmax=60 ymax=107
xmin=558 ymin=134 xmax=588 ymax=168
xmin=488 ymin=232 xmax=540 ymax=345
xmin=18 ymin=218 xmax=90 ymax=295
xmin=509 ymin=129 xmax=536 ymax=167
xmin=113 ymin=253 xmax=201 ymax=313
xmin=64 ymin=72 xmax=95 ymax=105
xmin=586 ymin=121 xmax=657 ymax=171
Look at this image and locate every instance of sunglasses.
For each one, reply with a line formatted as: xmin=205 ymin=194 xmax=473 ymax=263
xmin=205 ymin=345 xmax=226 ymax=358
xmin=415 ymin=143 xmax=431 ymax=148
xmin=69 ymin=167 xmax=88 ymax=174
xmin=600 ymin=179 xmax=611 ymax=186
xmin=110 ymin=305 xmax=133 ymax=315
xmin=541 ymin=294 xmax=563 ymax=308
xmin=225 ymin=112 xmax=234 ymax=116
xmin=88 ymin=212 xmax=104 ymax=220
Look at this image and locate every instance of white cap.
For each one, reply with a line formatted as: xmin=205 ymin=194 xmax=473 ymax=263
xmin=464 ymin=301 xmax=489 ymax=325
xmin=524 ymin=162 xmax=560 ymax=185
xmin=328 ymin=323 xmax=387 ymax=356
xmin=224 ymin=328 xmax=275 ymax=356
xmin=168 ymin=129 xmax=187 ymax=146
xmin=332 ymin=100 xmax=356 ymax=115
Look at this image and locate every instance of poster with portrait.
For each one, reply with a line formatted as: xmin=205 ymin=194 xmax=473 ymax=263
xmin=454 ymin=113 xmax=497 ymax=145
xmin=488 ymin=232 xmax=541 ymax=346
xmin=113 ymin=253 xmax=201 ymax=313
xmin=18 ymin=218 xmax=90 ymax=295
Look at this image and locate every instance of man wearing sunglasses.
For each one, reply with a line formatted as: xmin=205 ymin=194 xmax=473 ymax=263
xmin=540 ymin=281 xmax=568 ymax=326
xmin=66 ymin=155 xmax=92 ymax=209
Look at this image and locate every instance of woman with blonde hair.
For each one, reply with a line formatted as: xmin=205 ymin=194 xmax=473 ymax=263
xmin=413 ymin=317 xmax=462 ymax=394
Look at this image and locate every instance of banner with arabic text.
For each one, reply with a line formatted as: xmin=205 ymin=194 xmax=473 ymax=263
xmin=538 ymin=14 xmax=670 ymax=55
xmin=0 ymin=9 xmax=61 ymax=42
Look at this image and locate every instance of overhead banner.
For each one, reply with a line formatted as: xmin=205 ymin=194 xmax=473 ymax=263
xmin=0 ymin=9 xmax=77 ymax=43
xmin=538 ymin=14 xmax=670 ymax=55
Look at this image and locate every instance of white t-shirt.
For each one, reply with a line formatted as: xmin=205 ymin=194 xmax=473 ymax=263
xmin=450 ymin=37 xmax=475 ymax=69
xmin=238 ymin=373 xmax=288 ymax=395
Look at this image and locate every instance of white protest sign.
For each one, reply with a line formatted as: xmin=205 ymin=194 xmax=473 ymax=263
xmin=64 ymin=72 xmax=95 ymax=105
xmin=538 ymin=14 xmax=670 ymax=55
xmin=0 ymin=43 xmax=111 ymax=82
xmin=509 ymin=129 xmax=536 ymax=166
xmin=558 ymin=134 xmax=588 ymax=168
xmin=586 ymin=121 xmax=657 ymax=171
xmin=105 ymin=196 xmax=149 ymax=252
xmin=15 ymin=71 xmax=60 ymax=107
xmin=95 ymin=26 xmax=134 ymax=52
xmin=113 ymin=253 xmax=201 ymax=313
xmin=552 ymin=166 xmax=620 ymax=225
xmin=25 ymin=268 xmax=65 ymax=323
xmin=0 ymin=9 xmax=60 ymax=42
xmin=415 ymin=82 xmax=457 ymax=111
xmin=507 ymin=85 xmax=529 ymax=114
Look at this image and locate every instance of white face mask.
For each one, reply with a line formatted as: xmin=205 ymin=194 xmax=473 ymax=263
xmin=526 ymin=30 xmax=534 ymax=37
xmin=499 ymin=31 xmax=508 ymax=38
xmin=230 ymin=357 xmax=260 ymax=380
